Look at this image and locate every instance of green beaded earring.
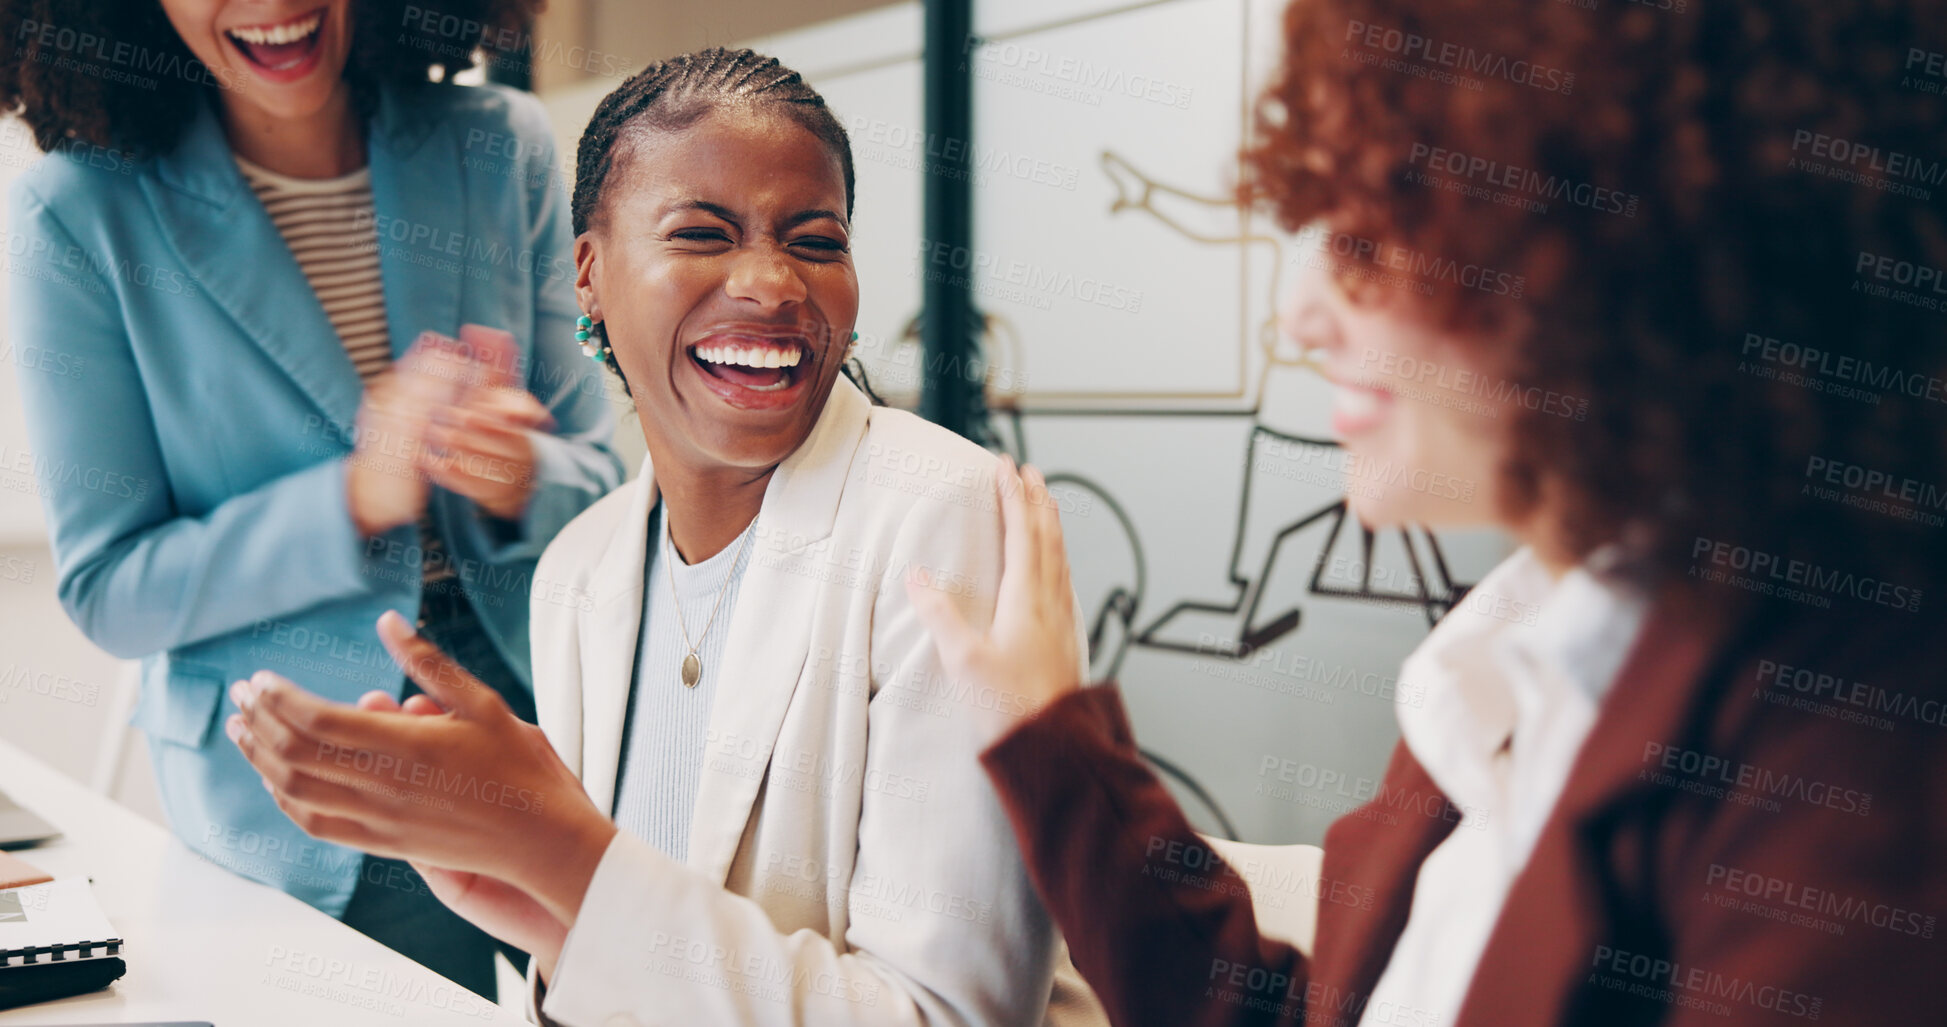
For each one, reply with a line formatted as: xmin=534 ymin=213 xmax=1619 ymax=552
xmin=576 ymin=314 xmax=611 ymax=364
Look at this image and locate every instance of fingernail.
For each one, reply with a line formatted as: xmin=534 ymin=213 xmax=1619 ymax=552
xmin=380 ymin=609 xmax=416 ymax=636
xmin=230 ymin=680 xmax=252 ymax=711
xmin=225 ymin=715 xmax=243 ymax=744
xmin=250 ymin=671 xmax=276 ymax=692
xmin=910 ymin=566 xmax=932 ymax=588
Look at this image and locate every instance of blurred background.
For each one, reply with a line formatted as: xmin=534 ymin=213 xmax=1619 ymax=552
xmin=0 ymin=0 xmax=1508 ymax=844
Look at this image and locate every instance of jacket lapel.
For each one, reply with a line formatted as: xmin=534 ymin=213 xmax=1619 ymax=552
xmin=579 ymin=456 xmax=658 ymax=813
xmin=684 ymin=379 xmax=873 ymax=883
xmin=576 ymin=378 xmax=873 ymax=847
xmin=365 ymin=88 xmax=463 ymax=363
xmin=1310 ymin=742 xmax=1460 ymax=1018
xmin=141 ymin=95 xmax=362 ymax=434
xmin=1453 ymin=594 xmax=1728 ymax=1025
xmin=140 ymin=85 xmax=456 ymax=435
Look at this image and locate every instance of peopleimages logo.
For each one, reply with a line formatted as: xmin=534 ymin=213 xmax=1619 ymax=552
xmin=357 ymin=213 xmax=576 ymax=284
xmin=1789 ymin=130 xmax=1944 ymax=199
xmin=962 ymin=38 xmax=1195 ymax=110
xmin=1690 ymin=537 xmax=1924 ymax=612
xmin=1802 ymin=455 xmax=1947 ymax=528
xmin=846 ymin=116 xmax=1080 ymax=191
xmin=1295 ymin=225 xmax=1527 ymax=298
xmin=1589 ymin=946 xmax=1822 ymax=1021
xmin=1738 ymin=332 xmax=1947 ymax=404
xmin=1642 ymin=741 xmax=1873 ymax=816
xmin=1406 ymin=143 xmax=1639 ymax=217
xmin=1705 ymin=863 xmax=1938 ymax=939
xmin=1753 ymin=658 xmax=1947 ymax=730
xmin=1344 ymin=19 xmax=1575 ymax=94
xmin=1855 ymin=251 xmax=1947 ymax=291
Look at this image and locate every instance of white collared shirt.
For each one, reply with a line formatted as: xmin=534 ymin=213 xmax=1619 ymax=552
xmin=1359 ymin=547 xmax=1649 ymax=1027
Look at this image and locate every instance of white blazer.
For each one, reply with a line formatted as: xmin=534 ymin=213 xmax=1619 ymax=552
xmin=528 ymin=378 xmax=1106 ymax=1027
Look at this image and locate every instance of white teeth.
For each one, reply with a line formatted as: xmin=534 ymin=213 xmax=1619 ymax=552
xmin=1333 ymin=386 xmax=1384 ymax=421
xmin=229 ymin=11 xmax=323 ymax=46
xmin=693 ymin=344 xmax=803 ymax=370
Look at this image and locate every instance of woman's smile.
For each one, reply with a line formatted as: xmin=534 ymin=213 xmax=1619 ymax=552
xmin=1330 ymin=379 xmax=1392 ymax=438
xmin=684 ymin=324 xmax=822 ymax=410
xmin=222 ymin=6 xmax=330 ymax=84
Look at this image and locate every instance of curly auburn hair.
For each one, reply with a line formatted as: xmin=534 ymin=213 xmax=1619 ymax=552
xmin=1244 ymin=0 xmax=1947 ymax=601
xmin=0 ymin=0 xmax=540 ymax=155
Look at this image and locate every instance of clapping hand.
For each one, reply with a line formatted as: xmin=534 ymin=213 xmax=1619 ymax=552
xmin=228 ymin=611 xmax=616 ymax=980
xmin=422 ymin=325 xmax=554 ymax=522
xmin=344 ymin=325 xmax=554 ymax=536
xmin=349 ymin=686 xmax=571 ymax=980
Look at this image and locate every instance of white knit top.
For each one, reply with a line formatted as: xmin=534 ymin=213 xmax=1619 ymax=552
xmin=611 ymin=504 xmax=756 ymax=861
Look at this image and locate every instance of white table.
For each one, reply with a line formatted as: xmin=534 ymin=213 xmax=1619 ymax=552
xmin=0 ymin=739 xmax=528 ymax=1025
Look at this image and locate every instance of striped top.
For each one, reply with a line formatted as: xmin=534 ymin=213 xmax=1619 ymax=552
xmin=234 ymin=155 xmax=392 ymax=380
xmin=238 ymin=154 xmax=455 ymax=584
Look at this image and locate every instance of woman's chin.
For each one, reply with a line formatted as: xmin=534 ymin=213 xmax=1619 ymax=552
xmin=1348 ymin=483 xmax=1494 ymax=534
xmin=233 ymin=83 xmax=343 ymax=126
xmin=686 ymin=412 xmax=824 ymax=474
xmin=1344 ymin=487 xmax=1406 ymax=530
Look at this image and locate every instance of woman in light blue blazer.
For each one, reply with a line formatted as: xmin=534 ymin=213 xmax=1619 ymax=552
xmin=1 ymin=0 xmax=622 ymax=997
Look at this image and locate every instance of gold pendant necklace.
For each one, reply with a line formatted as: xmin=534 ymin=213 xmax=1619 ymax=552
xmin=665 ymin=517 xmax=755 ymax=689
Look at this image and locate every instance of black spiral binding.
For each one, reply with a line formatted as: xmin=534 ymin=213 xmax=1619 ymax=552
xmin=1 ymin=938 xmax=124 ymax=965
xmin=0 ymin=936 xmax=128 ymax=1010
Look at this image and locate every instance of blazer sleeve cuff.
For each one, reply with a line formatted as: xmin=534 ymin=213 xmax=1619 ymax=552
xmin=539 ymin=831 xmax=684 ymax=1025
xmin=284 ymin=457 xmax=402 ymax=600
xmin=462 ymin=430 xmax=611 ymax=565
xmin=979 ymin=682 xmax=1134 ymax=801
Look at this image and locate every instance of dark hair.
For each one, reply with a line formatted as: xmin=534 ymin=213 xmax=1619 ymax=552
xmin=1242 ymin=0 xmax=1947 ymax=603
xmin=569 ymin=47 xmax=863 ymax=397
xmin=0 ymin=0 xmax=539 ymax=155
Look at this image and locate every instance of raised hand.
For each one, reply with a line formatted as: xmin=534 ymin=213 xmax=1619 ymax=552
xmin=344 ymin=325 xmax=555 ymax=535
xmin=352 ymin=687 xmax=570 ymax=977
xmin=905 ymin=455 xmax=1085 ymax=746
xmin=343 ymin=334 xmax=457 ymax=537
xmin=422 ymin=324 xmax=555 ymax=522
xmin=227 ymin=610 xmax=617 ymax=927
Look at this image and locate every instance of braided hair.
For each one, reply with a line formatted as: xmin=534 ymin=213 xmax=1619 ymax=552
xmin=570 ymin=47 xmax=876 ymax=401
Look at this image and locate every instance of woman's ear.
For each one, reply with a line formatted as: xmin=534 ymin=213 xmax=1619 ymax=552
xmin=573 ymin=233 xmax=603 ymax=322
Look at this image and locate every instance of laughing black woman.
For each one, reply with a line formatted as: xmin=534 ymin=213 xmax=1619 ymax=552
xmin=226 ymin=48 xmax=1107 ymax=1027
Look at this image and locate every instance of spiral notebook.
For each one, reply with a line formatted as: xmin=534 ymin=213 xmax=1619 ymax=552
xmin=0 ymin=876 xmax=126 ymax=1010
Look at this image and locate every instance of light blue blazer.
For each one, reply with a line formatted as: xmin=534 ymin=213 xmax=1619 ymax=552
xmin=7 ymin=82 xmax=624 ymax=916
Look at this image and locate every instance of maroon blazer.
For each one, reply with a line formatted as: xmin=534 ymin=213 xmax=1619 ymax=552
xmin=982 ymin=593 xmax=1946 ymax=1026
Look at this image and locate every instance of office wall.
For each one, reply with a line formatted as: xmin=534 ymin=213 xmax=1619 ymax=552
xmin=541 ymin=0 xmax=1512 ymax=844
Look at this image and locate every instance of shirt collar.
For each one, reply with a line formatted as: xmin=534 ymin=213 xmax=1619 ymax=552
xmin=1510 ymin=546 xmax=1649 ymax=708
xmin=1395 ymin=546 xmax=1648 ymax=812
